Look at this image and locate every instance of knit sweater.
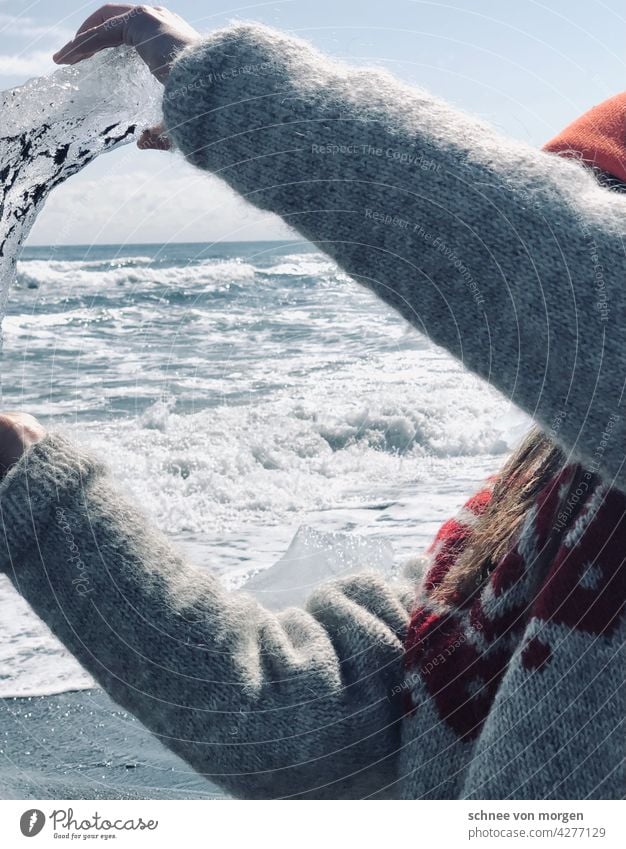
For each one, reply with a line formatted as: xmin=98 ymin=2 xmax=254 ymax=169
xmin=404 ymin=470 xmax=625 ymax=799
xmin=1 ymin=24 xmax=625 ymax=800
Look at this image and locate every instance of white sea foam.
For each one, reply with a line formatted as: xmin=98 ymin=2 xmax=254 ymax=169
xmin=62 ymin=374 xmax=523 ymax=536
xmin=16 ymin=257 xmax=257 ymax=291
xmin=255 ymin=256 xmax=341 ymax=278
xmin=0 ymin=244 xmax=533 ymax=697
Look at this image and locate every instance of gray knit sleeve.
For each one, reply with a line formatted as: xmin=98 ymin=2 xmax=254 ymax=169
xmin=0 ymin=434 xmax=412 ymax=799
xmin=162 ymin=23 xmax=626 ymax=491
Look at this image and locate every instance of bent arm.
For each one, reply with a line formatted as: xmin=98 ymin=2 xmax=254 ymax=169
xmin=162 ymin=23 xmax=626 ymax=490
xmin=0 ymin=435 xmax=412 ymax=799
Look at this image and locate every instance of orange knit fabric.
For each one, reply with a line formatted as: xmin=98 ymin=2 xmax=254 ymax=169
xmin=543 ymin=91 xmax=626 ymax=182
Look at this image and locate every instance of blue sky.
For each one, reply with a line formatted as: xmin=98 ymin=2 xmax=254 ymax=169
xmin=1 ymin=0 xmax=624 ymax=244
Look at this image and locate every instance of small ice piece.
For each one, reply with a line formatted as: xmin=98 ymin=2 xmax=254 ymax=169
xmin=242 ymin=525 xmax=395 ymax=610
xmin=0 ymin=47 xmax=161 ymax=339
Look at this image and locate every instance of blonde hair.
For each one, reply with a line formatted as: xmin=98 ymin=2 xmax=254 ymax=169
xmin=433 ymin=425 xmax=591 ymax=604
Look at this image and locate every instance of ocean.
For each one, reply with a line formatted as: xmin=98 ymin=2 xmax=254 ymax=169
xmin=0 ymin=239 xmax=531 ymax=701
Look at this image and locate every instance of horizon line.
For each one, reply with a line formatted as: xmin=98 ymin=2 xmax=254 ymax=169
xmin=24 ymin=238 xmax=303 ymax=249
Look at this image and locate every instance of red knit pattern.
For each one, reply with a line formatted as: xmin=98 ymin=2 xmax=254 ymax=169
xmin=403 ymin=465 xmax=626 ymax=741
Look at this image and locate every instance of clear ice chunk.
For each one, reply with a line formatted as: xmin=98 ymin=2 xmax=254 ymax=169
xmin=0 ymin=47 xmax=162 ymax=332
xmin=242 ymin=525 xmax=396 ymax=610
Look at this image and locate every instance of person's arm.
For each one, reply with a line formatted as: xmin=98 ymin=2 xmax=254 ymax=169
xmin=0 ymin=428 xmax=412 ymax=799
xmin=158 ymin=23 xmax=626 ymax=490
xmin=52 ymin=7 xmax=626 ymax=485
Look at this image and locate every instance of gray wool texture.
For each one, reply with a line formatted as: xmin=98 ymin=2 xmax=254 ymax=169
xmin=0 ymin=435 xmax=414 ymax=799
xmin=0 ymin=23 xmax=624 ymax=800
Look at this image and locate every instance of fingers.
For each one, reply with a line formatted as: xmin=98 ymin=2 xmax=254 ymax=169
xmin=53 ymin=12 xmax=130 ymax=64
xmin=53 ymin=5 xmax=199 ymax=81
xmin=75 ymin=4 xmax=135 ymax=35
xmin=137 ymin=124 xmax=171 ymax=151
xmin=0 ymin=412 xmax=46 ymax=475
xmin=0 ymin=412 xmax=45 ymax=433
xmin=0 ymin=412 xmax=47 ymax=447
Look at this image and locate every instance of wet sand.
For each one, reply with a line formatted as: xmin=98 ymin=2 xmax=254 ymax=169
xmin=0 ymin=689 xmax=225 ymax=799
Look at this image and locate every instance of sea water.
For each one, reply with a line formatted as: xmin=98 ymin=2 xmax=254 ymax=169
xmin=0 ymin=239 xmax=531 ymax=697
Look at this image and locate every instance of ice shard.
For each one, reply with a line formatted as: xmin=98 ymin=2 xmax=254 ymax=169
xmin=0 ymin=47 xmax=161 ymax=332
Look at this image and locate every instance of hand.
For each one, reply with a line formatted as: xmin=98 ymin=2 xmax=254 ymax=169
xmin=137 ymin=121 xmax=171 ymax=151
xmin=53 ymin=5 xmax=201 ymax=151
xmin=0 ymin=413 xmax=46 ymax=477
xmin=53 ymin=4 xmax=200 ymax=83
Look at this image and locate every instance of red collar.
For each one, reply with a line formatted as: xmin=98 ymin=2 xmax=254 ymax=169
xmin=543 ymin=91 xmax=626 ymax=183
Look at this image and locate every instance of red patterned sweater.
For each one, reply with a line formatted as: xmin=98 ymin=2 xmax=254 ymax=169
xmin=399 ymin=464 xmax=625 ymax=797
